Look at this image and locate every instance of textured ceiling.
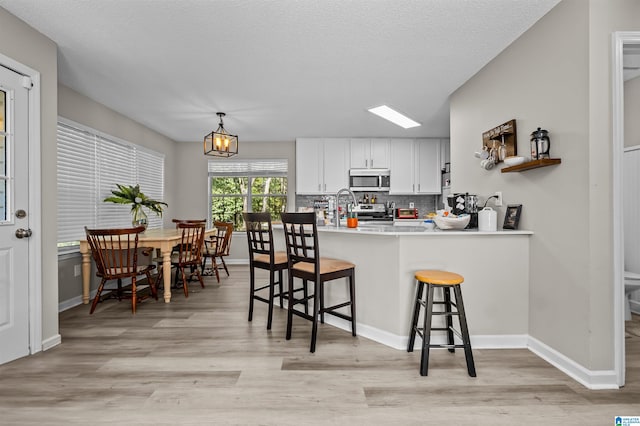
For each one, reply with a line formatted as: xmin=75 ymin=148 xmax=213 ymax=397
xmin=0 ymin=0 xmax=561 ymax=142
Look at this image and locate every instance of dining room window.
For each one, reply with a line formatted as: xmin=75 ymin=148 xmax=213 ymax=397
xmin=208 ymin=159 xmax=288 ymax=230
xmin=57 ymin=118 xmax=165 ymax=252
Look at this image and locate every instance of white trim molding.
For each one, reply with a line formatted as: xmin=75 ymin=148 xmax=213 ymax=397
xmin=528 ymin=336 xmax=618 ymax=390
xmin=612 ymin=31 xmax=640 ymax=388
xmin=0 ymin=53 xmax=43 ymax=357
xmin=324 ymin=316 xmax=618 ymax=389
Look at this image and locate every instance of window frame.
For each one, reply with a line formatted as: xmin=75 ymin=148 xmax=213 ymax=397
xmin=207 ymin=159 xmax=288 ymax=230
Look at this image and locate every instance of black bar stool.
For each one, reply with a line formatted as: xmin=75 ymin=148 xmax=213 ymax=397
xmin=407 ymin=269 xmax=476 ymax=377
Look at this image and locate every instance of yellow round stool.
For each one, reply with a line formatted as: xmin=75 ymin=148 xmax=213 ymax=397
xmin=407 ymin=270 xmax=476 ymax=377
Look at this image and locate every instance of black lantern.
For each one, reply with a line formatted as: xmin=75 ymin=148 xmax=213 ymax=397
xmin=204 ymin=112 xmax=238 ymax=157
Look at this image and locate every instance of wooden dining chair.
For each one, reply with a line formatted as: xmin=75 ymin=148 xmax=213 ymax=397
xmin=280 ymin=212 xmax=357 ymax=352
xmin=201 ymin=221 xmax=233 ymax=282
xmin=156 ymin=222 xmax=206 ymax=297
xmin=84 ymin=226 xmax=157 ymax=314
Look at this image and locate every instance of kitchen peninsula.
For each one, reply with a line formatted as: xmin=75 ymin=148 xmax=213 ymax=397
xmin=312 ymin=226 xmax=533 ymax=349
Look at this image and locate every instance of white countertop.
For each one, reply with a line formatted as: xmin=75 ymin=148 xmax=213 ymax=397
xmin=317 ymin=225 xmax=533 ymax=236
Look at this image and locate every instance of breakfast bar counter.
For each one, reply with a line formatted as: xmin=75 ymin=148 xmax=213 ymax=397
xmin=312 ymin=226 xmax=533 ymax=349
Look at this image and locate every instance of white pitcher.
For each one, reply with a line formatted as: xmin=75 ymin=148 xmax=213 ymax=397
xmin=478 ymin=207 xmax=497 ymax=232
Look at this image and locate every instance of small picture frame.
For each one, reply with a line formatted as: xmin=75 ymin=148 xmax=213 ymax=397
xmin=503 ymin=204 xmax=522 ymax=230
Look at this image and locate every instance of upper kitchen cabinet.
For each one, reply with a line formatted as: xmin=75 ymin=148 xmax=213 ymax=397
xmin=389 ymin=138 xmax=441 ymax=194
xmin=350 ymin=138 xmax=390 ymax=169
xmin=296 ymin=138 xmax=350 ymax=194
xmin=415 ymin=139 xmax=441 ymax=194
xmin=389 ymin=139 xmax=415 ymax=193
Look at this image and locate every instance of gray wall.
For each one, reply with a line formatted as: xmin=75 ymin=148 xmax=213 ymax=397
xmin=172 ymin=140 xmax=297 ymax=220
xmin=0 ymin=8 xmax=59 ymax=344
xmin=56 ymin=84 xmax=180 ymax=306
xmin=450 ymin=0 xmax=640 ymax=371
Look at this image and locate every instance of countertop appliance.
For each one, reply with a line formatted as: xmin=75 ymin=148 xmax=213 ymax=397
xmin=349 ymin=168 xmax=390 ymax=192
xmin=353 ymin=203 xmax=392 ymax=222
xmin=446 ymin=193 xmax=478 ymax=229
xmin=395 ymin=208 xmax=418 ymax=219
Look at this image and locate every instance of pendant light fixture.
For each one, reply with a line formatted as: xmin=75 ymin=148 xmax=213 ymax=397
xmin=204 ymin=112 xmax=238 ymax=157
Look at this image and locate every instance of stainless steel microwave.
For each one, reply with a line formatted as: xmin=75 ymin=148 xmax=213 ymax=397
xmin=349 ymin=169 xmax=390 ymax=191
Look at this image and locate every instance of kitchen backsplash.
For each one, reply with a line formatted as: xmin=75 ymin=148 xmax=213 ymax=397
xmin=295 ymin=193 xmax=440 ymax=217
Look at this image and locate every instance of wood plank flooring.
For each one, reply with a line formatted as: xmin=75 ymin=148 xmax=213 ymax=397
xmin=1 ymin=265 xmax=639 ymax=425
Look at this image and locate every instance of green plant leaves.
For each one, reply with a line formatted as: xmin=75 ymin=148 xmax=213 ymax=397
xmin=103 ymin=184 xmax=168 ymax=217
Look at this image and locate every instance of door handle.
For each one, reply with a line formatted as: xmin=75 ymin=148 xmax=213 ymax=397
xmin=15 ymin=228 xmax=32 ymax=239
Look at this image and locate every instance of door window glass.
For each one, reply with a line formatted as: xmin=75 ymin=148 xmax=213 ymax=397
xmin=0 ymin=90 xmax=6 ymax=221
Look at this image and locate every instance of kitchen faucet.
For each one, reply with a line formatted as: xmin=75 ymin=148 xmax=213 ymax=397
xmin=335 ymin=188 xmax=358 ymax=227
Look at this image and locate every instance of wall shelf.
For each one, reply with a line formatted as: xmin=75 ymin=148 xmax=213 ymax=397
xmin=501 ymin=158 xmax=561 ymax=173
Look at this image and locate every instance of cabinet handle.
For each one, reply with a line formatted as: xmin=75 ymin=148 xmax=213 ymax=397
xmin=318 ymin=184 xmax=321 ymax=191
xmin=324 ymin=184 xmax=326 ymax=191
xmin=418 ymin=184 xmax=421 ymax=192
xmin=365 ymin=159 xmax=368 ymax=168
xmin=413 ymin=184 xmax=415 ymax=192
xmin=371 ymin=159 xmax=373 ymax=168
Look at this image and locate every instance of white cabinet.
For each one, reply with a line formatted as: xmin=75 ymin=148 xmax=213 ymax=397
xmin=296 ymin=138 xmax=349 ymax=194
xmin=350 ymin=138 xmax=390 ymax=169
xmin=415 ymin=139 xmax=441 ymax=194
xmin=389 ymin=139 xmax=415 ymax=193
xmin=389 ymin=138 xmax=441 ymax=194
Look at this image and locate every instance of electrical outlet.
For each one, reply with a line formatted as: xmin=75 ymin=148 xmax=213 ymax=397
xmin=495 ymin=191 xmax=503 ymax=207
xmin=74 ymin=264 xmax=81 ymax=277
xmin=409 ymin=202 xmax=415 ymax=209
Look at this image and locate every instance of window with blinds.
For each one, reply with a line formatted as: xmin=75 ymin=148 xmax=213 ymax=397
xmin=208 ymin=159 xmax=288 ymax=230
xmin=57 ymin=119 xmax=165 ymax=252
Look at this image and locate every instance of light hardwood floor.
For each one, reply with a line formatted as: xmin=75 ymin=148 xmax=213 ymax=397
xmin=1 ymin=265 xmax=639 ymax=425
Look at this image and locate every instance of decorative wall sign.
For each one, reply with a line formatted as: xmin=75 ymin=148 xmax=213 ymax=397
xmin=482 ymin=119 xmax=517 ymax=163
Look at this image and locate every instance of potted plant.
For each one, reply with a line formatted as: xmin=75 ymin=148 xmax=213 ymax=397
xmin=103 ymin=184 xmax=168 ymax=228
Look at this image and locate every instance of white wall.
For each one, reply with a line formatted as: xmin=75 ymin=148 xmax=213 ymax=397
xmin=451 ymin=0 xmax=640 ymax=371
xmin=0 ymin=7 xmax=59 ymax=344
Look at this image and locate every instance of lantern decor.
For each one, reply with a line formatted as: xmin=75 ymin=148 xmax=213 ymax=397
xmin=204 ymin=112 xmax=238 ymax=157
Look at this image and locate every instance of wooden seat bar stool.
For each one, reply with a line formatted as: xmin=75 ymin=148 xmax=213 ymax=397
xmin=407 ymin=269 xmax=476 ymax=377
xmin=280 ymin=212 xmax=356 ymax=353
xmin=244 ymin=212 xmax=290 ymax=330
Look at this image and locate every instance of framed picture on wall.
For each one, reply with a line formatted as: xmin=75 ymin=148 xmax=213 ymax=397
xmin=503 ymin=204 xmax=522 ymax=230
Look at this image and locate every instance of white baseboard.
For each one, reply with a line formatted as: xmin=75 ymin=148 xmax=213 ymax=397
xmin=41 ymin=334 xmax=61 ymax=351
xmin=324 ymin=316 xmax=617 ymax=389
xmin=323 ymin=315 xmax=528 ymax=350
xmin=59 ymin=289 xmax=97 ymax=312
xmin=528 ymin=336 xmax=618 ymax=390
xmin=630 ymin=298 xmax=640 ymax=314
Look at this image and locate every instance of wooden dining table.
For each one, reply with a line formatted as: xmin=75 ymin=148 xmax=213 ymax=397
xmin=79 ymin=227 xmax=215 ymax=304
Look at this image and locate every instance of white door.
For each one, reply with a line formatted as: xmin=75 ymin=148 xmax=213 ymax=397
xmin=0 ymin=65 xmax=30 ymax=364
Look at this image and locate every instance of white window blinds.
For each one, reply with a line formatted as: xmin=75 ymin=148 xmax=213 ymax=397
xmin=57 ymin=119 xmax=165 ymax=250
xmin=207 ymin=159 xmax=288 ymax=177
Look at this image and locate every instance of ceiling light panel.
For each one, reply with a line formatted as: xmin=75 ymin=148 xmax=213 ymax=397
xmin=368 ymin=105 xmax=421 ymax=129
